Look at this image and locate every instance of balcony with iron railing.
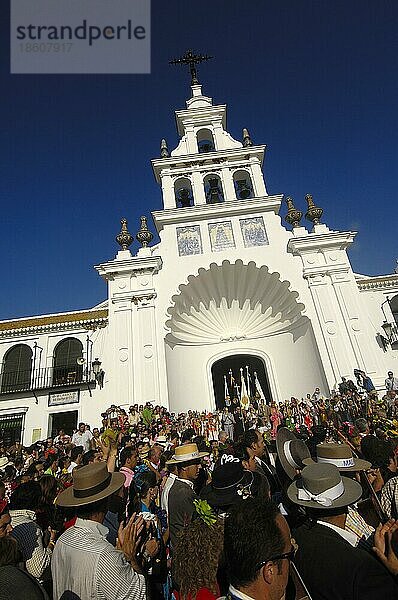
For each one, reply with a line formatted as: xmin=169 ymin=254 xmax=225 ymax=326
xmin=0 ymin=365 xmax=96 ymax=395
xmin=390 ymin=323 xmax=398 ymax=340
xmin=390 ymin=323 xmax=398 ymax=350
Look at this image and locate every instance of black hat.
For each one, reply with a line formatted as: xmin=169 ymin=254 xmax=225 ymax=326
xmin=200 ymin=455 xmax=253 ymax=509
xmin=276 ymin=427 xmax=313 ymax=480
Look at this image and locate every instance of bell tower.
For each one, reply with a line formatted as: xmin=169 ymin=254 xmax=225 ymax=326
xmin=152 ymin=51 xmax=271 ymax=220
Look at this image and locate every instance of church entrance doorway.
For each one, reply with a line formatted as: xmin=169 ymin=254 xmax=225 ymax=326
xmin=211 ymin=354 xmax=271 ymax=411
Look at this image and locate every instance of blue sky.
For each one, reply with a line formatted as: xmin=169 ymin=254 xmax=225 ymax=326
xmin=0 ymin=1 xmax=397 ymax=320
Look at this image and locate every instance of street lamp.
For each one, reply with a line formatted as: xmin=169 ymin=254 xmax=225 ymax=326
xmin=380 ymin=298 xmax=397 ymax=349
xmin=381 ymin=321 xmax=393 ymax=342
xmin=91 ymin=358 xmax=104 ymax=388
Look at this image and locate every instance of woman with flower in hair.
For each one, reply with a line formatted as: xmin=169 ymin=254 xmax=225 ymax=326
xmin=173 ymin=499 xmax=224 ymax=600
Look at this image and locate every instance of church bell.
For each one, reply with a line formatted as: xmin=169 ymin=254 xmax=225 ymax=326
xmin=236 ymin=179 xmax=252 ymax=199
xmin=177 ymin=187 xmax=192 ymax=207
xmin=206 ymin=178 xmax=223 ymax=204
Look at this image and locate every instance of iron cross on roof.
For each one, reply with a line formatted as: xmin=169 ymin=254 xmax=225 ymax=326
xmin=169 ymin=49 xmax=213 ymax=85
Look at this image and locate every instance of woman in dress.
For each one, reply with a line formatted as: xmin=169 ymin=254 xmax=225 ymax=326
xmin=270 ymin=401 xmax=282 ymax=439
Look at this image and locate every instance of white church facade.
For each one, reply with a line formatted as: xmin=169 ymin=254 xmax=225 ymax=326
xmin=1 ymin=77 xmax=398 ymax=445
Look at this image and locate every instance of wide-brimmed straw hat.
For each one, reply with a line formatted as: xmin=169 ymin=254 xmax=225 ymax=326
xmin=156 ymin=435 xmax=168 ymax=447
xmin=55 ymin=462 xmax=125 ymax=507
xmin=200 ymin=455 xmax=253 ymax=508
xmin=276 ymin=427 xmax=313 ymax=480
xmin=287 ymin=463 xmax=362 ymax=510
xmin=138 ymin=443 xmax=150 ymax=459
xmin=166 ymin=443 xmax=208 ymax=466
xmin=0 ymin=457 xmax=13 ymax=470
xmin=303 ymin=442 xmax=371 ymax=472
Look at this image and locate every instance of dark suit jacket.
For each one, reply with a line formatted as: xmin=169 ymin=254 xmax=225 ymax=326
xmin=255 ymin=457 xmax=280 ymax=499
xmin=167 ymin=478 xmax=198 ymax=549
xmin=293 ymin=521 xmax=397 ymax=600
xmin=0 ymin=566 xmax=49 ymax=600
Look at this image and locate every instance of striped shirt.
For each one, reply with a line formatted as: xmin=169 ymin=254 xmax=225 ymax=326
xmin=345 ymin=506 xmax=374 ymax=551
xmin=52 ymin=518 xmax=146 ymax=600
xmin=381 ymin=476 xmax=398 ymax=519
xmin=9 ymin=509 xmax=52 ymax=581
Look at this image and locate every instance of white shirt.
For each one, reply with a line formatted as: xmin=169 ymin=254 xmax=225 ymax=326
xmin=52 ymin=518 xmax=146 ymax=600
xmin=228 ymin=584 xmax=255 ymax=600
xmin=318 ymin=520 xmax=357 ymax=547
xmin=161 ymin=472 xmax=176 ymax=513
xmin=72 ymin=429 xmax=93 ymax=452
xmin=67 ymin=461 xmax=77 ymax=474
xmin=255 ymin=454 xmax=276 ymax=470
xmin=385 ymin=377 xmax=398 ymax=391
xmin=54 ymin=433 xmax=71 ymax=445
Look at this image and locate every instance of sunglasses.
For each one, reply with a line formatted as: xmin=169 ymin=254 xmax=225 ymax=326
xmin=256 ymin=539 xmax=298 ymax=571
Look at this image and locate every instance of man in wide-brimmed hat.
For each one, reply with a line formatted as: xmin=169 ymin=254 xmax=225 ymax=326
xmin=166 ymin=443 xmax=209 ymax=549
xmin=52 ymin=462 xmax=146 ymax=600
xmin=302 ymin=441 xmax=371 ymax=473
xmin=0 ymin=456 xmax=13 ymax=471
xmin=276 ymin=427 xmax=312 ymax=481
xmin=155 ymin=435 xmax=168 ymax=448
xmin=287 ymin=463 xmax=398 ymax=599
xmin=301 ymin=441 xmax=376 ymax=547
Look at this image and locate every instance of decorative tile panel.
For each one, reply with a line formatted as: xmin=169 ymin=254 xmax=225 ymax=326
xmin=240 ymin=217 xmax=269 ymax=247
xmin=176 ymin=225 xmax=203 ymax=256
xmin=208 ymin=221 xmax=235 ymax=252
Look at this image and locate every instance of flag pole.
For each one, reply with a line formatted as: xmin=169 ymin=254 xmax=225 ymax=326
xmin=254 ymin=371 xmax=267 ymax=405
xmin=224 ymin=374 xmax=230 ymax=407
xmin=240 ymin=366 xmax=250 ymax=409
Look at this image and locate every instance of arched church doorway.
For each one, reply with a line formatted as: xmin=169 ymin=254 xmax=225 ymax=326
xmin=211 ymin=354 xmax=271 ymax=411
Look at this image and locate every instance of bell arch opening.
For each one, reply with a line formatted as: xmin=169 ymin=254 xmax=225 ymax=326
xmin=197 ymin=128 xmax=215 ymax=153
xmin=211 ymin=354 xmax=271 ymax=411
xmin=174 ymin=177 xmax=194 ymax=208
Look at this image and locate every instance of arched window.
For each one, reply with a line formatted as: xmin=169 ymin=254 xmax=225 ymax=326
xmin=233 ymin=170 xmax=254 ymax=200
xmin=204 ymin=174 xmax=224 ymax=204
xmin=174 ymin=177 xmax=194 ymax=208
xmin=53 ymin=337 xmax=84 ymax=386
xmin=197 ymin=128 xmax=215 ymax=153
xmin=1 ymin=344 xmax=33 ymax=393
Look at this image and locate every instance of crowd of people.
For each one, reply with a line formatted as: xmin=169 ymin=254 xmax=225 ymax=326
xmin=0 ymin=369 xmax=398 ymax=599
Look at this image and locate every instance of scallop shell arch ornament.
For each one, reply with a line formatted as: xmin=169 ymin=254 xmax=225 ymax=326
xmin=165 ymin=260 xmax=307 ymax=346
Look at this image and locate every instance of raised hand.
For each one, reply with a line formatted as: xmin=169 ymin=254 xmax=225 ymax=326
xmin=373 ymin=519 xmax=398 ymax=576
xmin=117 ymin=513 xmax=145 ymax=566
